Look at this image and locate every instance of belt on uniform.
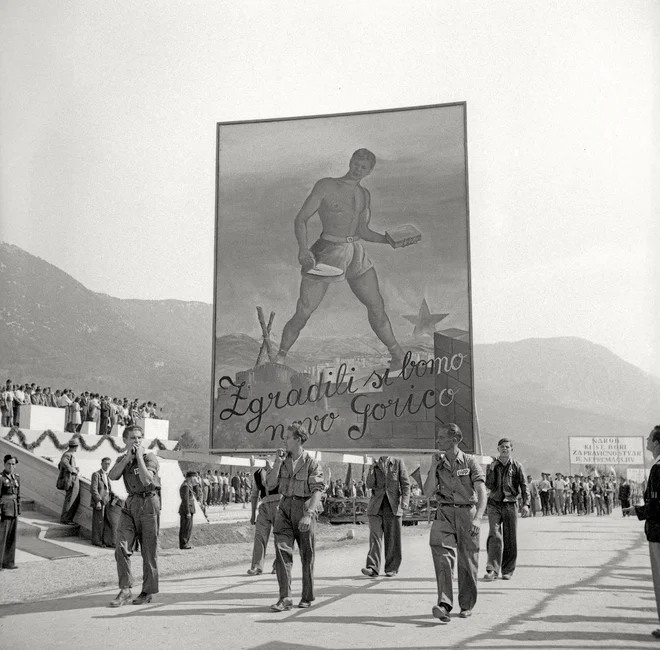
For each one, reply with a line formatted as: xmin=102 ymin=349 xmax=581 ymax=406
xmin=129 ymin=492 xmax=157 ymax=498
xmin=321 ymin=232 xmax=361 ymax=243
xmin=438 ymin=503 xmax=474 ymax=508
xmin=284 ymin=495 xmax=310 ymax=500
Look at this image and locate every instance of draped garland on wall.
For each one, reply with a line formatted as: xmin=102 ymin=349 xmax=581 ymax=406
xmin=3 ymin=426 xmax=178 ymax=453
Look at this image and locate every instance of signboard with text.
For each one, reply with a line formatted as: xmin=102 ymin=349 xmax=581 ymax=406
xmin=211 ymin=104 xmax=475 ymax=452
xmin=569 ymin=436 xmax=644 ymax=466
xmin=626 ymin=467 xmax=648 ymax=483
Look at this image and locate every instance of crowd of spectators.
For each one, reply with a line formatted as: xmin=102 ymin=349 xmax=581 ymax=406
xmin=186 ymin=469 xmax=253 ymax=515
xmin=527 ymin=472 xmax=644 ymax=517
xmin=1 ymin=379 xmax=163 ymax=433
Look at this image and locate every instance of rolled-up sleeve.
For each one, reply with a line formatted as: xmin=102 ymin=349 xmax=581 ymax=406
xmin=144 ymin=454 xmax=160 ymax=486
xmin=469 ymin=456 xmax=485 ymax=483
xmin=307 ymin=459 xmax=325 ymax=494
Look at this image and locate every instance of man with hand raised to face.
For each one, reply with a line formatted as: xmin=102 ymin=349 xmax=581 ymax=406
xmin=483 ymin=438 xmax=530 ymax=582
xmin=424 ymin=423 xmax=487 ymax=624
xmin=108 ymin=424 xmax=161 ymax=607
xmin=267 ymin=422 xmax=325 ymax=612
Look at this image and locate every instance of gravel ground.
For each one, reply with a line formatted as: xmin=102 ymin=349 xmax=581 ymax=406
xmin=0 ymin=519 xmax=390 ymax=606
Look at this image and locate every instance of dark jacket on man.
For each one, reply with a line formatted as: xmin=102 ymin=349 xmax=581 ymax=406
xmin=366 ymin=457 xmax=411 ymax=517
xmin=91 ymin=469 xmax=112 ymax=507
xmin=486 ymin=457 xmax=530 ymax=507
xmin=179 ymin=481 xmax=196 ymax=516
xmin=635 ymin=464 xmax=660 ymax=542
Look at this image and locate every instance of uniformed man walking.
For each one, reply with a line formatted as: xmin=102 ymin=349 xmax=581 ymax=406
xmin=178 ymin=471 xmax=196 ymax=550
xmin=267 ymin=422 xmax=325 ymax=611
xmin=108 ymin=424 xmax=161 ymax=607
xmin=247 ymin=459 xmax=280 ymax=575
xmin=424 ymin=423 xmax=487 ymax=623
xmin=361 ymin=455 xmax=410 ymax=578
xmin=0 ymin=454 xmax=20 ymax=570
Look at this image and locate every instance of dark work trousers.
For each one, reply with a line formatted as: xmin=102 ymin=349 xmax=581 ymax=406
xmin=365 ymin=497 xmax=402 ymax=575
xmin=92 ymin=503 xmax=115 ymax=546
xmin=485 ymin=500 xmax=518 ymax=576
xmin=430 ymin=505 xmax=480 ymax=613
xmin=60 ymin=479 xmax=80 ymax=524
xmin=540 ymin=491 xmax=550 ymax=516
xmin=179 ymin=514 xmax=193 ymax=548
xmin=0 ymin=516 xmax=17 ymax=567
xmin=621 ymin=498 xmax=631 ymax=516
xmin=251 ymin=499 xmax=280 ymax=571
xmin=115 ymin=494 xmax=160 ymax=594
xmin=274 ymin=496 xmax=316 ymax=602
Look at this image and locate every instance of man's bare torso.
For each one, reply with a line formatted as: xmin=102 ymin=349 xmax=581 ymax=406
xmin=315 ymin=178 xmax=368 ymax=237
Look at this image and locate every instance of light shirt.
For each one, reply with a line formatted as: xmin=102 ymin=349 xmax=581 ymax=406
xmin=291 ymin=452 xmax=305 ymax=476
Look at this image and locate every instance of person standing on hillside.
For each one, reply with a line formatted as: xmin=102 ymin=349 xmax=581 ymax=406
xmin=361 ymin=455 xmax=410 ymax=578
xmin=484 ymin=438 xmax=530 ymax=582
xmin=57 ymin=440 xmax=80 ymax=524
xmin=424 ymin=423 xmax=487 ymax=623
xmin=108 ymin=424 xmax=161 ymax=607
xmin=1 ymin=384 xmax=14 ymax=428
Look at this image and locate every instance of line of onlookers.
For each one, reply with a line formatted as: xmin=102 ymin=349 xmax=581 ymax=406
xmin=1 ymin=379 xmax=163 ymax=433
xmin=526 ymin=472 xmax=644 ymax=517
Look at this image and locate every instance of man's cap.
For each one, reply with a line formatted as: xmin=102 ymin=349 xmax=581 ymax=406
xmin=68 ymin=439 xmax=80 ymax=447
xmin=3 ymin=454 xmax=18 ymax=465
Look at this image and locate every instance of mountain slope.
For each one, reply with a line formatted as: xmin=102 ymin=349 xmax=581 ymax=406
xmin=1 ymin=241 xmax=658 ymax=477
xmin=0 ymin=242 xmax=209 ymax=436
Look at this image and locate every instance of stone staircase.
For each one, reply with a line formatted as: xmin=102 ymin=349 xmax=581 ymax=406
xmin=17 ymin=499 xmax=88 ymax=561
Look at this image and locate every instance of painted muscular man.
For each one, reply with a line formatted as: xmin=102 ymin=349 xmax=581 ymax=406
xmin=276 ymin=148 xmax=406 ymax=369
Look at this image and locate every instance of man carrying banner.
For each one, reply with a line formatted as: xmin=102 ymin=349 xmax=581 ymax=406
xmin=424 ymin=423 xmax=486 ymax=623
xmin=483 ymin=438 xmax=530 ymax=582
xmin=267 ymin=422 xmax=325 ymax=611
xmin=247 ymin=458 xmax=279 ymax=575
xmin=361 ymin=455 xmax=410 ymax=578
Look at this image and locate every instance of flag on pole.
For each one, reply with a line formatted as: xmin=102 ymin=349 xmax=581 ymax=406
xmin=411 ymin=466 xmax=424 ymax=495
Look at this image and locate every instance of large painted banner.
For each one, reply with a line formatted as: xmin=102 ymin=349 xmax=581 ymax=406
xmin=211 ymin=103 xmax=475 ymax=452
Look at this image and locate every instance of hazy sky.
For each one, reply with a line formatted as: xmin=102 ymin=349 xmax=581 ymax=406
xmin=1 ymin=1 xmax=658 ymax=374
